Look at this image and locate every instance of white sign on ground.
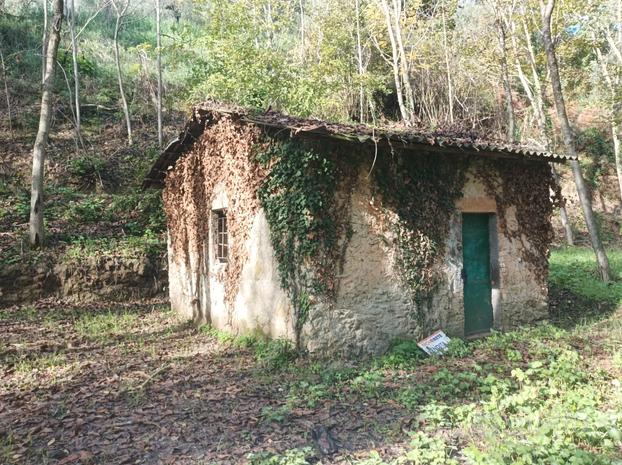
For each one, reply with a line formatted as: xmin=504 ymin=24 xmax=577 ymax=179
xmin=417 ymin=330 xmax=451 ymax=355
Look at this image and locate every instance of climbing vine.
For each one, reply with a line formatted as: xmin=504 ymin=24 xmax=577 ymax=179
xmin=475 ymin=159 xmax=560 ymax=285
xmin=257 ymin=139 xmax=353 ymax=345
xmin=163 ymin=116 xmax=267 ymax=313
xmin=163 ymin=113 xmax=557 ymax=346
xmin=373 ymin=151 xmax=468 ymax=322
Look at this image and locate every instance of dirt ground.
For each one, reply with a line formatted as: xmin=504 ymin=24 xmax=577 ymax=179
xmin=1 ymin=285 xmax=621 ymax=465
xmin=0 ymin=299 xmax=414 ymax=465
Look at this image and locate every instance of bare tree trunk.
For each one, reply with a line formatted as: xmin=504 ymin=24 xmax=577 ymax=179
xmin=522 ymin=15 xmax=574 ymax=244
xmin=378 ymin=0 xmax=415 ymax=125
xmin=42 ymin=0 xmax=48 ymax=84
xmin=0 ymin=43 xmax=12 ymax=137
xmin=112 ymin=0 xmax=132 ymax=146
xmin=550 ymin=164 xmax=574 ymax=244
xmin=265 ymin=0 xmax=274 ymax=47
xmin=595 ymin=46 xmax=622 ymax=204
xmin=391 ymin=0 xmax=415 ymax=122
xmin=378 ymin=0 xmax=410 ymax=124
xmin=155 ymin=0 xmax=162 ymax=148
xmin=30 ymin=0 xmax=64 ymax=248
xmin=507 ymin=12 xmax=574 ymax=245
xmin=442 ymin=7 xmax=454 ymax=124
xmin=540 ymin=0 xmax=611 ymax=281
xmin=68 ymin=0 xmax=83 ymax=147
xmin=496 ymin=19 xmax=515 ymax=141
xmin=354 ymin=0 xmax=365 ymax=123
xmin=299 ymin=0 xmax=305 ymax=59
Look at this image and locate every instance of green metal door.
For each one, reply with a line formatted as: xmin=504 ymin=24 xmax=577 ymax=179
xmin=462 ymin=214 xmax=493 ymax=336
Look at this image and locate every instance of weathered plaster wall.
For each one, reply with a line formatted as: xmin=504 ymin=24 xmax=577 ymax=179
xmin=231 ymin=211 xmax=294 ymax=340
xmin=302 ymin=168 xmax=418 ymax=356
xmin=301 ymin=164 xmax=548 ymax=355
xmin=493 ymin=205 xmax=549 ymax=328
xmin=164 ymin=123 xmax=550 ymax=355
xmin=167 ymin=231 xmax=210 ymax=323
xmin=167 ymin=207 xmax=294 ymax=339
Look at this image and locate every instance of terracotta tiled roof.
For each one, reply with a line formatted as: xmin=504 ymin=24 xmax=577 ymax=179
xmin=144 ymin=101 xmax=574 ymax=188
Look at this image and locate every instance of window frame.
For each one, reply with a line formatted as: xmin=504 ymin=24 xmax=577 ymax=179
xmin=213 ymin=209 xmax=228 ymax=264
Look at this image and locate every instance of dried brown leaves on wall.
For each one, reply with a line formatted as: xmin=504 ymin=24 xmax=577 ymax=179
xmin=163 ymin=117 xmax=268 ymax=310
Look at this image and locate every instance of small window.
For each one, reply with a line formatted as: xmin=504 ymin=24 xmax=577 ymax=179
xmin=214 ymin=209 xmax=228 ymax=263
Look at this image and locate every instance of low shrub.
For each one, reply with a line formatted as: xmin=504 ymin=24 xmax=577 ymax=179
xmin=69 ymin=154 xmax=118 ymax=191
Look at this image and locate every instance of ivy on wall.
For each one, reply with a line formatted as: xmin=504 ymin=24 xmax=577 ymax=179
xmin=163 ymin=116 xmax=267 ymax=316
xmin=257 ymin=139 xmax=349 ymax=345
xmin=475 ymin=159 xmax=561 ymax=286
xmin=163 ymin=114 xmax=557 ymax=345
xmin=373 ymin=151 xmax=468 ymax=322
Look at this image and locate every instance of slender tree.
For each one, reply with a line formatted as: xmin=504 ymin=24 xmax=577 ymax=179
xmin=377 ymin=0 xmax=416 ymax=126
xmin=441 ymin=4 xmax=454 ymax=124
xmin=42 ymin=0 xmax=48 ymax=84
xmin=594 ymin=44 xmax=622 ymax=203
xmin=29 ymin=0 xmax=64 ymax=247
xmin=0 ymin=42 xmax=12 ymax=137
xmin=354 ymin=0 xmax=365 ymax=122
xmin=68 ymin=0 xmax=83 ymax=146
xmin=505 ymin=7 xmax=574 ymax=245
xmin=155 ymin=0 xmax=163 ymax=148
xmin=112 ymin=0 xmax=132 ymax=146
xmin=495 ymin=17 xmax=515 ymax=141
xmin=540 ymin=0 xmax=611 ymax=281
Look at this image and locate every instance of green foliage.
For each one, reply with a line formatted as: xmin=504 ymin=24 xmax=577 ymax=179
xmin=400 ymin=431 xmax=458 ymax=465
xmin=0 ymin=187 xmax=30 ymax=223
xmin=430 ymin=368 xmax=481 ymax=400
xmin=169 ymin=0 xmax=382 ymax=121
xmin=373 ymin=153 xmax=467 ymax=322
xmin=576 ymin=127 xmax=614 ymax=189
xmin=68 ymin=155 xmax=118 ymax=191
xmin=350 ymin=369 xmax=386 ymax=399
xmin=108 ymin=190 xmax=167 ymax=234
xmin=254 ymin=338 xmax=298 ymax=372
xmin=63 ymin=232 xmax=165 ymax=262
xmin=66 ymin=196 xmax=106 ymax=223
xmin=396 ymin=386 xmax=425 ymax=411
xmin=377 ymin=339 xmax=425 ymax=368
xmin=318 ymin=364 xmax=358 ymax=384
xmin=260 ymin=404 xmax=291 ymax=424
xmin=258 ymin=140 xmax=341 ymax=342
xmin=457 ymin=336 xmax=622 ymax=465
xmin=443 ymin=338 xmax=472 ymax=358
xmin=549 ymin=247 xmax=622 ymax=305
xmin=248 ymin=447 xmax=313 ymax=465
xmin=74 ymin=311 xmax=138 ymax=342
xmin=0 ymin=305 xmax=38 ymax=322
xmin=287 ymin=380 xmax=329 ymax=408
xmin=198 ymin=324 xmax=236 ymax=344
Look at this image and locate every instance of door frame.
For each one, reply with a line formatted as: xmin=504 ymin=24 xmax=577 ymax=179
xmin=460 ymin=212 xmax=502 ymax=337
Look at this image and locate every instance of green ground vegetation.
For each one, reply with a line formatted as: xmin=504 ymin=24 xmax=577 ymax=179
xmin=4 ymin=246 xmax=615 ymax=464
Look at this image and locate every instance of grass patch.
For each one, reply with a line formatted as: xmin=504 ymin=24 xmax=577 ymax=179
xmin=63 ymin=233 xmax=165 ymax=262
xmin=550 ymin=246 xmax=622 ymax=304
xmin=199 ymin=324 xmax=298 ymax=371
xmin=0 ymin=306 xmax=38 ymax=322
xmin=74 ymin=311 xmax=138 ymax=342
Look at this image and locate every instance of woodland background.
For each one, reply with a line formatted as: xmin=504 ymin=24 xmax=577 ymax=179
xmin=1 ymin=1 xmax=622 ymax=464
xmin=1 ymin=0 xmax=622 ymax=269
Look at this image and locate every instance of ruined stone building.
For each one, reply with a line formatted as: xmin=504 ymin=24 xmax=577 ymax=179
xmin=145 ymin=102 xmax=573 ymax=356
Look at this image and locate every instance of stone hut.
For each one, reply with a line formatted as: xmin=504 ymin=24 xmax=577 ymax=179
xmin=145 ymin=102 xmax=573 ymax=356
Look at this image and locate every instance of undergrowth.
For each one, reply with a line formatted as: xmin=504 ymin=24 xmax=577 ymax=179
xmin=238 ymin=246 xmax=622 ymax=464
